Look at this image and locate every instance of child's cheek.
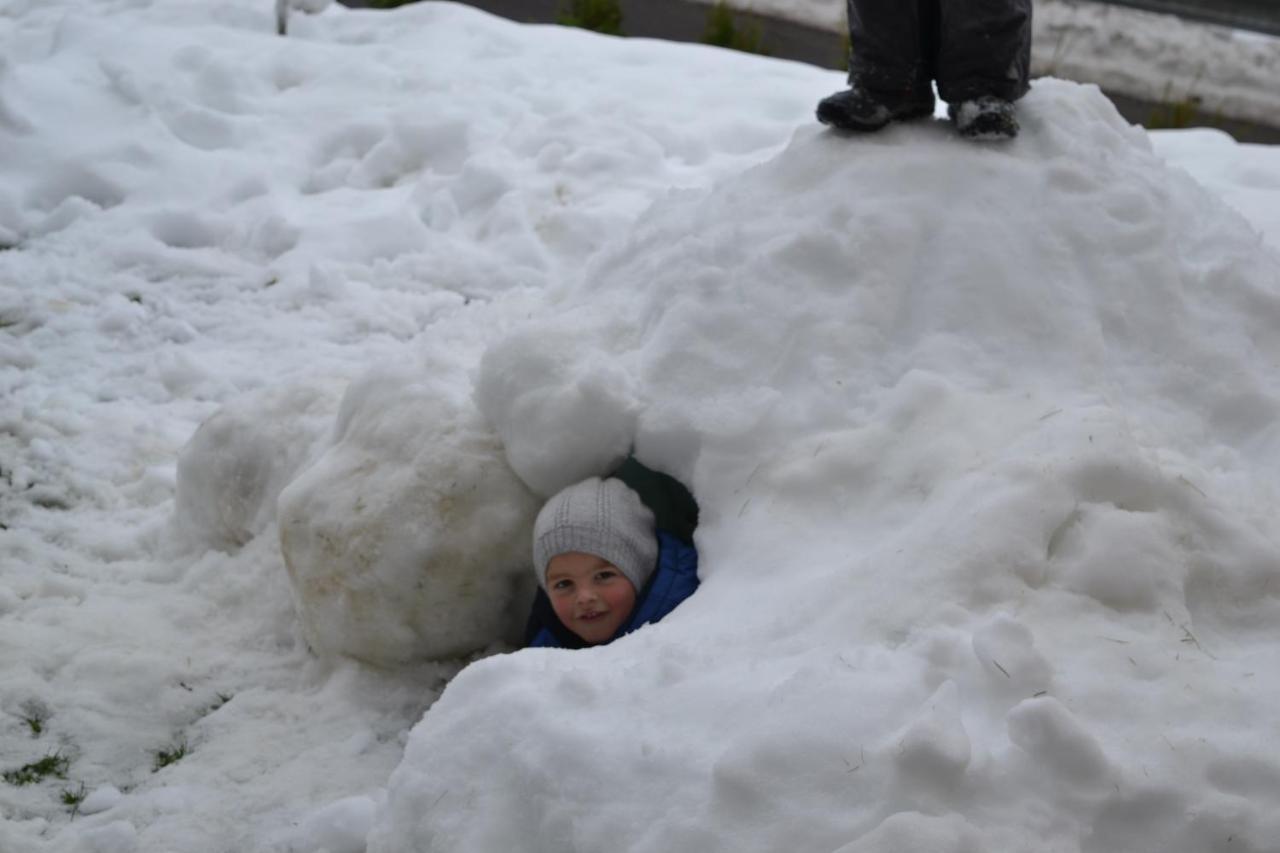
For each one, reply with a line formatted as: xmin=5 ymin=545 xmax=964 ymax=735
xmin=549 ymin=594 xmax=576 ymax=626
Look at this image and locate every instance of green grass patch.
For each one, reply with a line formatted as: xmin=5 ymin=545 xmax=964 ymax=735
xmin=1145 ymin=73 xmax=1205 ymax=131
xmin=3 ymin=753 xmax=70 ymax=786
xmin=153 ymin=740 xmax=188 ymax=772
xmin=703 ymin=2 xmax=767 ymax=55
xmin=1147 ymin=94 xmax=1203 ymax=130
xmin=61 ymin=782 xmax=87 ymax=817
xmin=24 ymin=713 xmax=46 ymax=738
xmin=557 ymin=0 xmax=623 ymax=36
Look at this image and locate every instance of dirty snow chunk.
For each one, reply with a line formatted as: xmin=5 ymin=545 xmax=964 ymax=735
xmin=1007 ymin=696 xmax=1113 ymax=787
xmin=79 ymin=785 xmax=125 ymax=816
xmin=174 ymin=381 xmax=344 ymax=551
xmin=277 ymin=364 xmax=540 ymax=664
xmin=476 ymin=315 xmax=639 ymax=496
xmin=268 ymin=794 xmax=378 ymax=853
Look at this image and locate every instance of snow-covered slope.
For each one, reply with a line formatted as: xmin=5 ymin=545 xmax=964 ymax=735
xmin=370 ymin=78 xmax=1280 ymax=853
xmin=2 ymin=2 xmax=1279 ymax=853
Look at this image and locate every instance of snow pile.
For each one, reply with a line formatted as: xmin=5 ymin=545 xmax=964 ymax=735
xmin=277 ymin=363 xmax=540 ymax=664
xmin=370 ymin=80 xmax=1280 ymax=852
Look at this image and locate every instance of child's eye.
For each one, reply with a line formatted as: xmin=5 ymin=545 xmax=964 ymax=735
xmin=551 ymin=579 xmax=573 ymax=591
xmin=595 ymin=570 xmax=617 ymax=582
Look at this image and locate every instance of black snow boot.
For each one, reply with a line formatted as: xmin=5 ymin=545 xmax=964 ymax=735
xmin=948 ymin=96 xmax=1019 ymax=140
xmin=816 ymin=86 xmax=934 ymax=132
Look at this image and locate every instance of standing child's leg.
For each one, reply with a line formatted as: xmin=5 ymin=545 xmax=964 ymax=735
xmin=935 ymin=0 xmax=1033 ymax=139
xmin=817 ymin=0 xmax=936 ymax=132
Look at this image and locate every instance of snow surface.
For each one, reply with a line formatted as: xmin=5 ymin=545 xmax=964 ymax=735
xmin=2 ymin=1 xmax=1280 ymax=852
xmin=703 ymin=0 xmax=1280 ymax=129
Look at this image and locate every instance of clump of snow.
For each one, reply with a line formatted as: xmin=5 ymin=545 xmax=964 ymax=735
xmin=174 ymin=381 xmax=343 ymax=551
xmin=476 ymin=316 xmax=641 ymax=496
xmin=888 ymin=680 xmax=971 ymax=783
xmin=265 ymin=792 xmax=378 ymax=853
xmin=970 ymin=613 xmax=1052 ymax=696
xmin=277 ymin=364 xmax=540 ymax=664
xmin=1006 ymin=695 xmax=1114 ymax=788
xmin=77 ymin=785 xmax=125 ymax=817
xmin=372 ymin=79 xmax=1280 ymax=853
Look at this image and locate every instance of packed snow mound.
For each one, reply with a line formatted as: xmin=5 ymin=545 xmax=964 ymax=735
xmin=174 ymin=381 xmax=343 ymax=550
xmin=373 ymin=80 xmax=1280 ymax=853
xmin=480 ymin=79 xmax=1280 ymax=498
xmin=277 ymin=365 xmax=540 ymax=664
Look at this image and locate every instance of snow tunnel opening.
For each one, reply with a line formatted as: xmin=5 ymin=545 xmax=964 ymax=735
xmin=521 ymin=454 xmax=702 ymax=650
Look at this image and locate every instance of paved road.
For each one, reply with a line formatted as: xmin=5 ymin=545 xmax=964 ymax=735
xmin=341 ymin=0 xmax=849 ymax=67
xmin=449 ymin=0 xmax=849 ymax=67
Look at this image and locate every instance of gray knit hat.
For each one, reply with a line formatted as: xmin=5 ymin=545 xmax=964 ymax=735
xmin=533 ymin=477 xmax=658 ymax=591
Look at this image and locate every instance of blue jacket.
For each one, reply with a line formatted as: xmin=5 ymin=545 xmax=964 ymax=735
xmin=526 ymin=530 xmax=699 ymax=649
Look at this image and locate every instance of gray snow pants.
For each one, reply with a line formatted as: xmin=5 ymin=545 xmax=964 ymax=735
xmin=846 ymin=0 xmax=1032 ymax=105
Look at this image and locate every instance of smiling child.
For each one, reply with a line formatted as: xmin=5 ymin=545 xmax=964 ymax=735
xmin=525 ymin=476 xmax=699 ymax=649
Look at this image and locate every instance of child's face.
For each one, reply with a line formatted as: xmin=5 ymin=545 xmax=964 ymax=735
xmin=545 ymin=552 xmax=638 ymax=646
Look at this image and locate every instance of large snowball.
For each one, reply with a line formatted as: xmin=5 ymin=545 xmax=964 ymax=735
xmin=277 ymin=364 xmax=539 ymax=664
xmin=475 ymin=312 xmax=639 ymax=496
xmin=174 ymin=381 xmax=344 ymax=551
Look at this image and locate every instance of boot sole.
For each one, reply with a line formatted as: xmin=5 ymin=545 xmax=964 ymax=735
xmin=817 ymin=103 xmax=935 ymax=132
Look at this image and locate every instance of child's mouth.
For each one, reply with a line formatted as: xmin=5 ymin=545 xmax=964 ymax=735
xmin=578 ymin=611 xmax=605 ymax=622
